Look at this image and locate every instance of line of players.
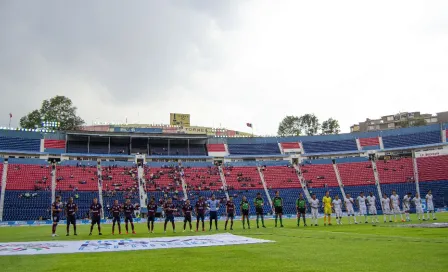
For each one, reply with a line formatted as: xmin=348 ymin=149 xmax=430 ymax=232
xmin=307 ymin=190 xmax=437 ymax=227
xmin=50 ymin=190 xmax=437 ymax=236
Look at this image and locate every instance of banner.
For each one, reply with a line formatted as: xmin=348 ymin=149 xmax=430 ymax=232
xmin=111 ymin=127 xmax=163 ymax=133
xmin=170 ymin=113 xmax=190 ymax=127
xmin=415 ymin=149 xmax=448 ymax=158
xmin=0 ymin=234 xmax=272 ymax=256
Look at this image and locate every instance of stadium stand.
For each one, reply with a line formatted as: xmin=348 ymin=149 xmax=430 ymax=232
xmin=301 ymin=159 xmax=339 ymax=188
xmin=359 ymin=137 xmax=380 ymax=150
xmin=222 ymin=166 xmax=263 ymax=190
xmin=261 ymin=165 xmax=301 ymax=189
xmin=56 ymin=164 xmax=98 ymax=191
xmin=382 ymin=131 xmax=441 ymax=148
xmin=206 ymin=144 xmax=226 ymax=152
xmin=3 ymin=191 xmax=52 ymax=221
xmin=376 ymin=157 xmax=414 ymax=184
xmin=228 ymin=143 xmax=280 ymax=155
xmin=183 ymin=166 xmax=222 ymax=191
xmin=302 ymin=139 xmax=358 ymax=154
xmin=336 ymin=158 xmax=375 ymax=186
xmin=0 ymin=136 xmax=40 ymax=152
xmin=416 ymin=155 xmax=448 ymax=181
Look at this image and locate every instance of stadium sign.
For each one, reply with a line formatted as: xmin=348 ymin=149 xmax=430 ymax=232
xmin=0 ymin=234 xmax=272 ymax=256
xmin=415 ymin=149 xmax=448 ymax=158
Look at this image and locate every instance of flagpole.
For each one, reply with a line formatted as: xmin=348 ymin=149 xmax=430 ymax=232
xmin=8 ymin=114 xmax=11 ymax=128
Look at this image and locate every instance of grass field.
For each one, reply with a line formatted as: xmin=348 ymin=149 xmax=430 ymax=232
xmin=1 ymin=214 xmax=447 ymax=272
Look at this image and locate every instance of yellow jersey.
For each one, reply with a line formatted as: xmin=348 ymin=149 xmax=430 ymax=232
xmin=323 ymin=196 xmax=332 ymax=208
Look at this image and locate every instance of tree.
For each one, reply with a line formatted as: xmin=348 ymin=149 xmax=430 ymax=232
xmin=321 ymin=118 xmax=341 ymax=135
xmin=278 ymin=115 xmax=301 ymax=136
xmin=20 ymin=96 xmax=84 ymax=130
xmin=298 ymin=114 xmax=320 ymax=136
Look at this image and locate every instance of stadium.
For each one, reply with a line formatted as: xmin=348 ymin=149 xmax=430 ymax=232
xmin=1 ymin=1 xmax=448 ymax=272
xmin=0 ymin=119 xmax=447 ymax=271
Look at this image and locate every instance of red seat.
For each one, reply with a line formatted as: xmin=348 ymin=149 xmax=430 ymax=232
xmin=56 ymin=166 xmax=98 ymax=191
xmin=7 ymin=164 xmax=52 ymax=190
xmin=338 ymin=162 xmax=375 ymax=186
xmin=376 ymin=158 xmax=413 ymax=184
xmin=301 ymin=164 xmax=339 ymax=188
xmin=207 ymin=144 xmax=226 ymax=152
xmin=183 ymin=167 xmax=222 ymax=190
xmin=262 ymin=166 xmax=301 ymax=189
xmin=417 ymin=155 xmax=448 ymax=182
xmin=223 ymin=167 xmax=263 ymax=190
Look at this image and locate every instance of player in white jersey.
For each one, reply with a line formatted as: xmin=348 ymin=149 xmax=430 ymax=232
xmin=356 ymin=192 xmax=368 ymax=224
xmin=367 ymin=192 xmax=379 ymax=223
xmin=390 ymin=190 xmax=404 ymax=222
xmin=310 ymin=194 xmax=320 ymax=226
xmin=381 ymin=193 xmax=393 ymax=223
xmin=425 ymin=190 xmax=437 ymax=220
xmin=412 ymin=193 xmax=424 ymax=221
xmin=332 ymin=195 xmax=343 ymax=225
xmin=402 ymin=193 xmax=412 ymax=222
xmin=344 ymin=193 xmax=357 ymax=224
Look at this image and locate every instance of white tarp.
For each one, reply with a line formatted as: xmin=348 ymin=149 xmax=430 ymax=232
xmin=0 ymin=233 xmax=273 ymax=256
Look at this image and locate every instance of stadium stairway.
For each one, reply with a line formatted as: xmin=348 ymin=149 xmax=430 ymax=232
xmin=256 ymin=166 xmax=273 ymax=208
xmin=0 ymin=161 xmax=6 ymax=221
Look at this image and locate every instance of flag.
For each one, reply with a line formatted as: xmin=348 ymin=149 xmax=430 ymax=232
xmin=246 ymin=123 xmax=252 ymax=128
xmin=9 ymin=113 xmax=12 ymax=118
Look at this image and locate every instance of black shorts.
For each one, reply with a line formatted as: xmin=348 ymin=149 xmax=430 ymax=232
xmin=125 ymin=215 xmax=133 ymax=223
xmin=148 ymin=215 xmax=155 ymax=222
xmin=298 ymin=208 xmax=306 ymax=214
xmin=227 ymin=213 xmax=235 ymax=219
xmin=242 ymin=210 xmax=249 ymax=216
xmin=91 ymin=217 xmax=101 ymax=225
xmin=165 ymin=214 xmax=174 ymax=223
xmin=197 ymin=213 xmax=205 ymax=221
xmin=210 ymin=211 xmax=218 ymax=220
xmin=67 ymin=215 xmax=76 ymax=225
xmin=184 ymin=214 xmax=192 ymax=223
xmin=52 ymin=215 xmax=60 ymax=223
xmin=113 ymin=216 xmax=121 ymax=223
xmin=256 ymin=207 xmax=264 ymax=215
xmin=275 ymin=207 xmax=283 ymax=214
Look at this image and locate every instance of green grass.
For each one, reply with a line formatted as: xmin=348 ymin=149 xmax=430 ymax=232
xmin=1 ymin=214 xmax=447 ymax=272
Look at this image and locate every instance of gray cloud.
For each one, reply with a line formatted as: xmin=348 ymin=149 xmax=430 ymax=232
xmin=0 ymin=0 xmax=242 ymax=125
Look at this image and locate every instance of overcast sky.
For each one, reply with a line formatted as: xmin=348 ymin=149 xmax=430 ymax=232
xmin=0 ymin=0 xmax=447 ymax=135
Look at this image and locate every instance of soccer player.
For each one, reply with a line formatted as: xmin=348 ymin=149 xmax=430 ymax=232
xmin=296 ymin=193 xmax=307 ymax=227
xmin=272 ymin=191 xmax=284 ymax=228
xmin=357 ymin=192 xmax=368 ymax=223
xmin=207 ymin=194 xmax=220 ymax=231
xmin=163 ymin=198 xmax=176 ymax=233
xmin=225 ymin=196 xmax=236 ymax=231
xmin=367 ymin=192 xmax=379 ymax=223
xmin=413 ymin=193 xmax=424 ymax=221
xmin=147 ymin=197 xmax=157 ymax=233
xmin=195 ymin=196 xmax=207 ymax=232
xmin=182 ymin=199 xmax=193 ymax=232
xmin=332 ymin=195 xmax=343 ymax=225
xmin=344 ymin=193 xmax=357 ymax=224
xmin=322 ymin=191 xmax=332 ymax=226
xmin=425 ymin=190 xmax=437 ymax=220
xmin=111 ymin=199 xmax=122 ymax=235
xmin=89 ymin=198 xmax=102 ymax=236
xmin=381 ymin=193 xmax=393 ymax=223
xmin=123 ymin=199 xmax=136 ymax=234
xmin=402 ymin=193 xmax=412 ymax=222
xmin=65 ymin=197 xmax=78 ymax=236
xmin=390 ymin=190 xmax=404 ymax=222
xmin=254 ymin=193 xmax=266 ymax=228
xmin=240 ymin=196 xmax=250 ymax=229
xmin=310 ymin=194 xmax=319 ymax=226
xmin=51 ymin=196 xmax=63 ymax=237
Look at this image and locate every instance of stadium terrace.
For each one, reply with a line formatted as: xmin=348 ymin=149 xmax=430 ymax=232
xmin=0 ymin=123 xmax=446 ymax=227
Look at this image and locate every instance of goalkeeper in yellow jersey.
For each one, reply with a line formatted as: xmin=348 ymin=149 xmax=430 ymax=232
xmin=322 ymin=191 xmax=332 ymax=226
